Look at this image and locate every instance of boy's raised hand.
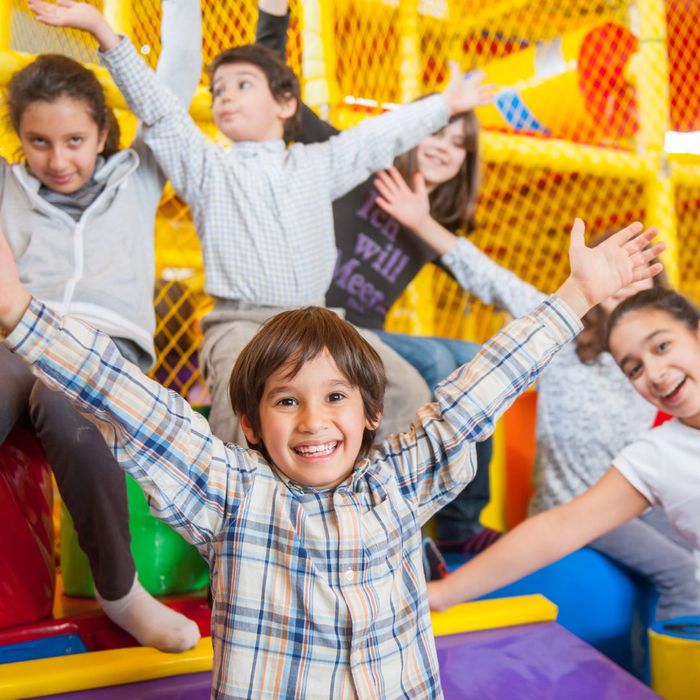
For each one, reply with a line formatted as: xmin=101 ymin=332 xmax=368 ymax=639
xmin=556 ymin=219 xmax=665 ymax=318
xmin=0 ymin=230 xmax=31 ymax=335
xmin=442 ymin=63 xmax=495 ymax=116
xmin=28 ymin=0 xmax=120 ymax=51
xmin=374 ymin=167 xmax=430 ymax=233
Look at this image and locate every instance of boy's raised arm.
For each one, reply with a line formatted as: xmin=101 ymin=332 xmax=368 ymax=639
xmin=29 ymin=0 xmax=212 ymax=207
xmin=0 ymin=230 xmax=251 ymax=548
xmin=378 ymin=220 xmax=664 ymax=517
xmin=319 ymin=67 xmax=493 ymax=201
xmin=0 ymin=231 xmax=31 ymax=334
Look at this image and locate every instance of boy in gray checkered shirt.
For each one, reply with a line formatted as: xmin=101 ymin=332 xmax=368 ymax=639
xmin=31 ymin=0 xmax=492 ymax=446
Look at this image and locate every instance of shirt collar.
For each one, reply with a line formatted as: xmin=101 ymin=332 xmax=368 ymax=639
xmin=230 ymin=139 xmax=286 ymax=158
xmin=273 ymin=458 xmax=371 ymax=496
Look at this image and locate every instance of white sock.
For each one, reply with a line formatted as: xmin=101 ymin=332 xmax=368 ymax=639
xmin=97 ymin=577 xmax=201 ymax=653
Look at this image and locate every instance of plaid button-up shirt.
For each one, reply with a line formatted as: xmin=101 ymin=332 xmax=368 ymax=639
xmin=7 ymin=297 xmax=580 ymax=699
xmin=101 ymin=39 xmax=449 ymax=307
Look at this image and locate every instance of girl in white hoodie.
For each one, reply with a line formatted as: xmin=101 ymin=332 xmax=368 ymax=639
xmin=0 ymin=0 xmax=202 ymax=651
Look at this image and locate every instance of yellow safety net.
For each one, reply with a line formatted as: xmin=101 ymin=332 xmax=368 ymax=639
xmin=2 ymin=0 xmax=699 ymax=401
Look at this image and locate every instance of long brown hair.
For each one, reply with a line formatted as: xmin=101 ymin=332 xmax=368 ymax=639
xmin=8 ymin=54 xmax=121 ymax=159
xmin=575 ymin=230 xmax=668 ymax=364
xmin=394 ymin=109 xmax=480 ymax=233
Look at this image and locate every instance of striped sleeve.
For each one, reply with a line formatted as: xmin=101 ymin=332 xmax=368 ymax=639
xmin=375 ymin=296 xmax=582 ymax=520
xmin=101 ymin=37 xmax=215 ymax=211
xmin=5 ymin=299 xmax=257 ymax=548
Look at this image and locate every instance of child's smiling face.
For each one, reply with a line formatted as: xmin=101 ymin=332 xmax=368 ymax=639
xmin=610 ymin=308 xmax=700 ymax=428
xmin=415 ymin=118 xmax=468 ymax=191
xmin=240 ymin=349 xmax=378 ymax=488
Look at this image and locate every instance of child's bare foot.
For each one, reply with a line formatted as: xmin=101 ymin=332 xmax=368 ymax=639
xmin=97 ymin=577 xmax=200 ymax=652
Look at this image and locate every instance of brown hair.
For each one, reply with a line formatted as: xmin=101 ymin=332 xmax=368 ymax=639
xmin=606 ymin=287 xmax=700 ymax=348
xmin=7 ymin=54 xmax=120 ymax=158
xmin=209 ymin=44 xmax=301 ymax=141
xmin=228 ymin=307 xmax=386 ymax=460
xmin=395 ymin=109 xmax=480 ymax=233
xmin=575 ymin=230 xmax=668 ymax=364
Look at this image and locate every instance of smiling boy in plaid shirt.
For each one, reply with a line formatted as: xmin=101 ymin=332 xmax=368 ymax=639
xmin=0 ymin=218 xmax=663 ymax=698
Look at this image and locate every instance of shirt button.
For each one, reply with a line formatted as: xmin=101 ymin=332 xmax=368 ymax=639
xmin=345 ymin=569 xmax=355 ymax=582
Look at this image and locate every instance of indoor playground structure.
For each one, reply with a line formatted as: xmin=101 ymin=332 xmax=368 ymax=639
xmin=2 ymin=0 xmax=700 ymax=697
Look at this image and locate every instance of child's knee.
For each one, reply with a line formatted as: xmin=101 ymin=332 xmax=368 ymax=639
xmin=28 ymin=382 xmax=86 ymax=438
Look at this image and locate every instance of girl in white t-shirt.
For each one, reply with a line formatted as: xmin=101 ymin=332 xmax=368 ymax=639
xmin=428 ymin=286 xmax=700 ymax=611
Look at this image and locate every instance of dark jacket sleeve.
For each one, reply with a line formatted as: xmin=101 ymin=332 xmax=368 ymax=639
xmin=255 ymin=7 xmax=289 ymax=56
xmin=256 ymin=9 xmax=340 ymax=144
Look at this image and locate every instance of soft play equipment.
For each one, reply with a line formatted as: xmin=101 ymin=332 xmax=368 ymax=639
xmin=60 ymin=475 xmax=209 ymax=597
xmin=0 ymin=596 xmax=658 ymax=699
xmin=444 ymin=548 xmax=655 ymax=682
xmin=648 ymin=616 xmax=700 ymax=700
xmin=477 ymin=22 xmax=638 ymax=141
xmin=0 ymin=425 xmax=54 ymax=630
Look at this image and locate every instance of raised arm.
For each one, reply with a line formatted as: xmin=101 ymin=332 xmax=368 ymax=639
xmin=0 ymin=230 xmax=251 ymax=548
xmin=256 ymin=0 xmax=291 ymax=56
xmin=157 ymin=0 xmax=202 ymax=107
xmin=256 ymin=0 xmax=339 ymax=144
xmin=29 ymin=0 xmax=213 ymax=206
xmin=374 ymin=219 xmax=664 ymax=516
xmin=318 ymin=68 xmax=493 ymax=200
xmin=374 ymin=167 xmax=546 ymax=317
xmin=379 ymin=294 xmax=582 ymax=520
xmin=427 ymin=468 xmax=649 ymax=610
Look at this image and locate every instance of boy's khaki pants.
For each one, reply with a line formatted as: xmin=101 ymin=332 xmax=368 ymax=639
xmin=200 ymin=300 xmax=431 ymax=446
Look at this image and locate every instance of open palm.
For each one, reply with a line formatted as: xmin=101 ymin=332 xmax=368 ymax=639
xmin=443 ymin=64 xmax=495 ymax=114
xmin=568 ymin=219 xmax=664 ymax=310
xmin=28 ymin=0 xmax=100 ymax=32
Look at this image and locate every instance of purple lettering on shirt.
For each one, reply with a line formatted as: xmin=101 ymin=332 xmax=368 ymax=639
xmin=334 ymin=256 xmax=362 ymax=288
xmin=355 ymin=187 xmax=398 ymax=243
xmin=355 ymin=188 xmax=380 ymax=221
xmin=368 ymin=242 xmax=410 ymax=284
xmin=354 ymin=233 xmax=383 ymax=262
xmin=333 ymin=249 xmax=387 ymax=316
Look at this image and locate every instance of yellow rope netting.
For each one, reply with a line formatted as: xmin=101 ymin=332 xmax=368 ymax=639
xmin=2 ymin=0 xmax=698 ymax=398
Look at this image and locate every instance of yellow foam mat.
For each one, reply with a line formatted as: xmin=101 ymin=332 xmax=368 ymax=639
xmin=0 ymin=637 xmax=213 ymax=700
xmin=0 ymin=595 xmax=556 ymax=698
xmin=431 ymin=594 xmax=558 ymax=638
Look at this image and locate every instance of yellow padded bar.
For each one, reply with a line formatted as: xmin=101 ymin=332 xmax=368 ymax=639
xmin=0 ymin=595 xmax=556 ymax=698
xmin=0 ymin=637 xmax=213 ymax=700
xmin=432 ymin=594 xmax=558 ymax=637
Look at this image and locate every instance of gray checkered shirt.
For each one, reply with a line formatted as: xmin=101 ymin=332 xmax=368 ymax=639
xmin=102 ymin=39 xmax=449 ymax=306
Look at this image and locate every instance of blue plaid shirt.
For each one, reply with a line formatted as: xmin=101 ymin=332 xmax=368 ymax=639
xmin=6 ymin=297 xmax=581 ymax=699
